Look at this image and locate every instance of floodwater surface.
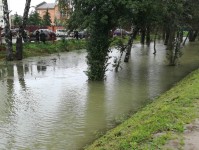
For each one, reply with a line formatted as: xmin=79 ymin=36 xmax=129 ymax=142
xmin=0 ymin=41 xmax=198 ymax=149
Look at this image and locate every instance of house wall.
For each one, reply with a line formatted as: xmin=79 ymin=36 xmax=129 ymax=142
xmin=54 ymin=5 xmax=60 ymax=20
xmin=0 ymin=0 xmax=4 ymax=27
xmin=0 ymin=0 xmax=11 ymax=28
xmin=37 ymin=8 xmax=55 ymax=24
xmin=36 ymin=4 xmax=70 ymax=25
xmin=37 ymin=5 xmax=60 ymax=24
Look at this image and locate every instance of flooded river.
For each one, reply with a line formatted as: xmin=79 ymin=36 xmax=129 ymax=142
xmin=0 ymin=41 xmax=198 ymax=149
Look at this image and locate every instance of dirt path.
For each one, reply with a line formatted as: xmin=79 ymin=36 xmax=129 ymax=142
xmin=184 ymin=119 xmax=199 ymax=150
xmin=163 ymin=119 xmax=199 ymax=150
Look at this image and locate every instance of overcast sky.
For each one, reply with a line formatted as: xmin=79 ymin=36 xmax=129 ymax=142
xmin=10 ymin=0 xmax=55 ymax=16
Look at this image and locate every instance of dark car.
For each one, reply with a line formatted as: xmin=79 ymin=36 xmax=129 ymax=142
xmin=113 ymin=28 xmax=129 ymax=37
xmin=1 ymin=28 xmax=18 ymax=37
xmin=68 ymin=30 xmax=89 ymax=39
xmin=29 ymin=29 xmax=56 ymax=42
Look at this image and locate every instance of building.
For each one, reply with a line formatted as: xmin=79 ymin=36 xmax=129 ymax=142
xmin=0 ymin=0 xmax=4 ymax=27
xmin=35 ymin=1 xmax=72 ymax=25
xmin=0 ymin=0 xmax=10 ymax=28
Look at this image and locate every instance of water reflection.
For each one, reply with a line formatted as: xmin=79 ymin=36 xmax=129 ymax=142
xmin=0 ymin=42 xmax=198 ymax=149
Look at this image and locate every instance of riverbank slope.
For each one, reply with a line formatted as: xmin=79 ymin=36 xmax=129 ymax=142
xmin=85 ymin=68 xmax=199 ymax=150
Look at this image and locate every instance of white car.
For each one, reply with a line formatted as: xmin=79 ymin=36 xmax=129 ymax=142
xmin=56 ymin=29 xmax=68 ymax=37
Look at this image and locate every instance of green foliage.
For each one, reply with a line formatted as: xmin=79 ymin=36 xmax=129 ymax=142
xmin=66 ymin=0 xmax=131 ymax=80
xmin=13 ymin=13 xmax=22 ymax=26
xmin=42 ymin=9 xmax=52 ymax=26
xmin=27 ymin=11 xmax=42 ymax=26
xmin=57 ymin=0 xmax=199 ymax=80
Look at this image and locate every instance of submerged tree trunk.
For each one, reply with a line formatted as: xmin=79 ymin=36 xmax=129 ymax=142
xmin=16 ymin=34 xmax=23 ymax=60
xmin=86 ymin=20 xmax=110 ymax=80
xmin=124 ymin=28 xmax=138 ymax=62
xmin=146 ymin=26 xmax=151 ymax=46
xmin=2 ymin=0 xmax=13 ymax=61
xmin=167 ymin=26 xmax=176 ymax=66
xmin=189 ymin=30 xmax=198 ymax=42
xmin=164 ymin=27 xmax=170 ymax=45
xmin=16 ymin=0 xmax=31 ymax=60
xmin=153 ymin=28 xmax=158 ymax=55
xmin=167 ymin=27 xmax=183 ymax=66
xmin=162 ymin=27 xmax=166 ymax=41
xmin=140 ymin=27 xmax=146 ymax=45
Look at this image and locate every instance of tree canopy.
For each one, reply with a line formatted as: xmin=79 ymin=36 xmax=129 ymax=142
xmin=57 ymin=0 xmax=199 ymax=80
xmin=27 ymin=11 xmax=42 ymax=26
xmin=42 ymin=9 xmax=52 ymax=26
xmin=13 ymin=13 xmax=22 ymax=26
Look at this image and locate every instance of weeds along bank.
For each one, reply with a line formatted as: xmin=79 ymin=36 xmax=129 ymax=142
xmin=85 ymin=68 xmax=199 ymax=150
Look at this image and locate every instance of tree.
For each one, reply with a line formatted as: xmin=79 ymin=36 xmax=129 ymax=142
xmin=59 ymin=0 xmax=131 ymax=80
xmin=27 ymin=11 xmax=42 ymax=26
xmin=13 ymin=13 xmax=22 ymax=26
xmin=184 ymin=0 xmax=199 ymax=42
xmin=42 ymin=9 xmax=52 ymax=26
xmin=15 ymin=0 xmax=31 ymax=60
xmin=163 ymin=0 xmax=185 ymax=66
xmin=2 ymin=0 xmax=13 ymax=61
xmin=58 ymin=0 xmax=73 ymax=17
xmin=59 ymin=0 xmax=198 ymax=76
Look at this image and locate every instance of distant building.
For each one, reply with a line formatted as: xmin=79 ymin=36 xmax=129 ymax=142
xmin=0 ymin=0 xmax=4 ymax=27
xmin=35 ymin=1 xmax=72 ymax=25
xmin=0 ymin=0 xmax=10 ymax=28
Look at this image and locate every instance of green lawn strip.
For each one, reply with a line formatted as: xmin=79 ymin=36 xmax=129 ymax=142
xmin=85 ymin=69 xmax=199 ymax=150
xmin=0 ymin=36 xmax=139 ymax=60
xmin=0 ymin=39 xmax=87 ymax=60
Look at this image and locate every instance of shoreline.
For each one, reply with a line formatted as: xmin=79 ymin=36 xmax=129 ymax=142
xmin=85 ymin=68 xmax=199 ymax=149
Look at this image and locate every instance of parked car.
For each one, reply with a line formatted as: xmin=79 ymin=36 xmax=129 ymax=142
xmin=13 ymin=28 xmax=30 ymax=41
xmin=1 ymin=28 xmax=18 ymax=37
xmin=56 ymin=29 xmax=68 ymax=37
xmin=68 ymin=30 xmax=89 ymax=39
xmin=78 ymin=30 xmax=88 ymax=39
xmin=68 ymin=31 xmax=74 ymax=37
xmin=113 ymin=28 xmax=129 ymax=37
xmin=29 ymin=29 xmax=56 ymax=42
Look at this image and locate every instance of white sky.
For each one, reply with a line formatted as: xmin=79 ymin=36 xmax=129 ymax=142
xmin=10 ymin=0 xmax=55 ymax=15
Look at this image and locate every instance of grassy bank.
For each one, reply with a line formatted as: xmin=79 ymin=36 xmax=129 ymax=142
xmin=0 ymin=35 xmax=138 ymax=61
xmin=0 ymin=39 xmax=87 ymax=60
xmin=85 ymin=69 xmax=199 ymax=150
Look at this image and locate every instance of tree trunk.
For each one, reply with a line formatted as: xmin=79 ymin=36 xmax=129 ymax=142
xmin=140 ymin=28 xmax=146 ymax=45
xmin=146 ymin=26 xmax=151 ymax=46
xmin=189 ymin=30 xmax=198 ymax=42
xmin=124 ymin=28 xmax=138 ymax=62
xmin=167 ymin=26 xmax=176 ymax=66
xmin=86 ymin=20 xmax=110 ymax=80
xmin=164 ymin=28 xmax=170 ymax=45
xmin=2 ymin=0 xmax=13 ymax=61
xmin=16 ymin=0 xmax=31 ymax=60
xmin=162 ymin=27 xmax=166 ymax=41
xmin=153 ymin=28 xmax=158 ymax=55
xmin=16 ymin=36 xmax=23 ymax=60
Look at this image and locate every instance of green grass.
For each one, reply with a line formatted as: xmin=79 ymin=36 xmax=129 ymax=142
xmin=85 ymin=69 xmax=199 ymax=150
xmin=0 ymin=39 xmax=87 ymax=60
xmin=0 ymin=35 xmax=142 ymax=60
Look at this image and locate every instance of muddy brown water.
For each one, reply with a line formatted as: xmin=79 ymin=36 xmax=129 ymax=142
xmin=0 ymin=41 xmax=198 ymax=149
